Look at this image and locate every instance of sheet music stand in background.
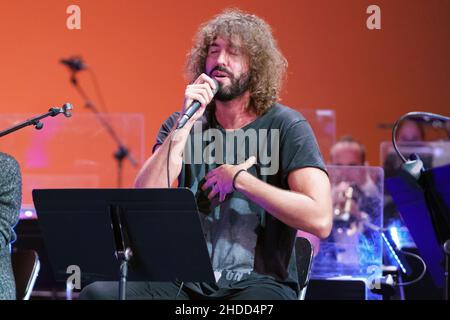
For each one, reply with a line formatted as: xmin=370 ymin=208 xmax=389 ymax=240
xmin=32 ymin=188 xmax=216 ymax=300
xmin=386 ymin=164 xmax=450 ymax=300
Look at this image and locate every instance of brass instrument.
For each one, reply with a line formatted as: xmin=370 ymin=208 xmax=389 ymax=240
xmin=334 ymin=185 xmax=354 ymax=222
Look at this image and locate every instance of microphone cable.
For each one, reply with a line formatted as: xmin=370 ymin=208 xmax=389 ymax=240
xmin=168 ymin=127 xmax=183 ymax=298
xmin=392 ymin=111 xmax=450 ymax=164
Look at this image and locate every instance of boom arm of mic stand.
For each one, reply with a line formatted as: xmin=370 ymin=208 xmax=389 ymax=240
xmin=0 ymin=104 xmax=73 ymax=138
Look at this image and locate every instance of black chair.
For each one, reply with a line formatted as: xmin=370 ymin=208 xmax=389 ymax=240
xmin=295 ymin=237 xmax=314 ymax=300
xmin=11 ymin=249 xmax=40 ymax=300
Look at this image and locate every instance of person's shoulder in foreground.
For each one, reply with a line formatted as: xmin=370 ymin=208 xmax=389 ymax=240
xmin=0 ymin=152 xmax=22 ymax=300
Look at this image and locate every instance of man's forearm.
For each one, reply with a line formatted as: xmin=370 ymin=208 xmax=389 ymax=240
xmin=134 ymin=126 xmax=191 ymax=188
xmin=234 ymin=171 xmax=332 ymax=239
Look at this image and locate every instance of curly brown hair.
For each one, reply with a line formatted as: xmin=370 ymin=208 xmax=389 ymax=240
xmin=185 ymin=9 xmax=288 ymax=116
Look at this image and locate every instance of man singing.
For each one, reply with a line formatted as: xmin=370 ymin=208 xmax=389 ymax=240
xmin=81 ymin=9 xmax=332 ymax=300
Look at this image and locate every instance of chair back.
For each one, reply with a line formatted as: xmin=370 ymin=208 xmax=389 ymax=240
xmin=12 ymin=249 xmax=40 ymax=300
xmin=295 ymin=237 xmax=314 ymax=300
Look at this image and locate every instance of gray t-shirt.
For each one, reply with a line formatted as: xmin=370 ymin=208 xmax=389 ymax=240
xmin=153 ymin=103 xmax=326 ymax=293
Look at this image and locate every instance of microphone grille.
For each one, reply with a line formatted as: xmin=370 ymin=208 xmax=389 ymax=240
xmin=212 ymin=79 xmax=220 ymax=95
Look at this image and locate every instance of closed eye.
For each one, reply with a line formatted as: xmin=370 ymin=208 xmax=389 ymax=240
xmin=208 ymin=44 xmax=220 ymax=55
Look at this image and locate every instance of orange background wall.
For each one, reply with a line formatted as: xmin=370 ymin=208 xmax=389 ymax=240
xmin=0 ymin=0 xmax=449 ymax=191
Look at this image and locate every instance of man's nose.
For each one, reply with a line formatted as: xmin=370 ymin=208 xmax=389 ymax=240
xmin=216 ymin=50 xmax=228 ymax=66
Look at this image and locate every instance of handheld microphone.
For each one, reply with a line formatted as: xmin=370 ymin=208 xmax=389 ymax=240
xmin=176 ymin=79 xmax=219 ymax=129
xmin=60 ymin=57 xmax=87 ymax=72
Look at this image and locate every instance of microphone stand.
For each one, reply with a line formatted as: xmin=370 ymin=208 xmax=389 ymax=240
xmin=69 ymin=72 xmax=138 ymax=188
xmin=393 ymin=112 xmax=450 ymax=300
xmin=0 ymin=104 xmax=73 ymax=138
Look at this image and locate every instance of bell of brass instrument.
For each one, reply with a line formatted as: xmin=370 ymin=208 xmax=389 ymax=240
xmin=334 ymin=185 xmax=354 ymax=222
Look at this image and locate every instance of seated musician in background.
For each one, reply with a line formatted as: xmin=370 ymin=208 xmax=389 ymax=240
xmin=307 ymin=136 xmax=380 ymax=266
xmin=329 ymin=135 xmax=381 ymax=212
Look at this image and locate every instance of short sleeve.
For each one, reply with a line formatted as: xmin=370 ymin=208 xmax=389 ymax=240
xmin=151 ymin=112 xmax=180 ymax=153
xmin=280 ymin=120 xmax=327 ymax=182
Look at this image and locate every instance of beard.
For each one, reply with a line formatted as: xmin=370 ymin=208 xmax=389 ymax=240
xmin=210 ymin=67 xmax=251 ymax=102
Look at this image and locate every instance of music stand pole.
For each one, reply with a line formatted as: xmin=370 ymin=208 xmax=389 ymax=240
xmin=444 ymin=240 xmax=450 ymax=300
xmin=110 ymin=204 xmax=134 ymax=300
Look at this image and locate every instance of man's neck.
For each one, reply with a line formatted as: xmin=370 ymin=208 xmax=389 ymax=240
xmin=214 ymin=91 xmax=257 ymax=130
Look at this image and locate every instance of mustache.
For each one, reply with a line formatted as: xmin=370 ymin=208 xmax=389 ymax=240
xmin=209 ymin=66 xmax=233 ymax=78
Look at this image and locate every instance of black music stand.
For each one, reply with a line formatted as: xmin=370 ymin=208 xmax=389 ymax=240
xmin=32 ymin=188 xmax=216 ymax=300
xmin=386 ymin=164 xmax=450 ymax=299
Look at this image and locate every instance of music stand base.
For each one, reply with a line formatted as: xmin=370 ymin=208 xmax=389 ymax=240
xmin=119 ymin=258 xmax=128 ymax=300
xmin=444 ymin=239 xmax=450 ymax=300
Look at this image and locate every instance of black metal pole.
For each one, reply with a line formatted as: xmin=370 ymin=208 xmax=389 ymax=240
xmin=0 ymin=105 xmax=72 ymax=138
xmin=69 ymin=73 xmax=137 ymax=188
xmin=444 ymin=240 xmax=450 ymax=300
xmin=119 ymin=258 xmax=128 ymax=300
